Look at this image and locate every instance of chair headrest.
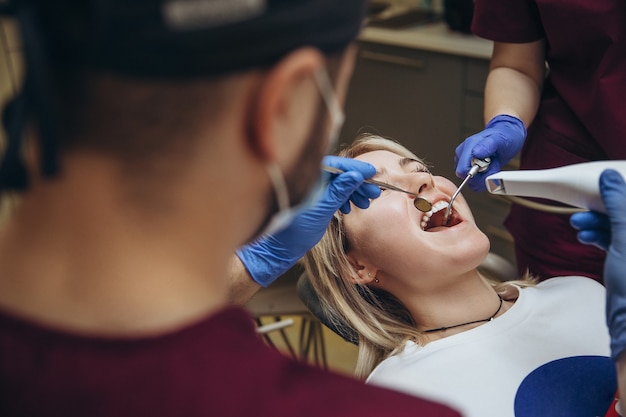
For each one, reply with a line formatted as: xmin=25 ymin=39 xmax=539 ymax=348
xmin=296 ymin=272 xmax=359 ymax=345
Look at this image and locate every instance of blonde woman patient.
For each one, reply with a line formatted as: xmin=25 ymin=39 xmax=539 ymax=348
xmin=303 ymin=135 xmax=617 ymax=417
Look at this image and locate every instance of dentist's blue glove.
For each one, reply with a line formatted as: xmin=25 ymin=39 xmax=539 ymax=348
xmin=571 ymin=170 xmax=626 ymax=361
xmin=236 ymin=156 xmax=381 ymax=287
xmin=454 ymin=114 xmax=527 ymax=192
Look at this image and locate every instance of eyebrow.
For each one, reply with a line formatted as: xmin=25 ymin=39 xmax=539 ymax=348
xmin=374 ymin=157 xmax=422 ymax=177
xmin=400 ymin=157 xmax=421 ymax=168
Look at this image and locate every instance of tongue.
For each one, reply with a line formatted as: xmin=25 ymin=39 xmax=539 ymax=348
xmin=426 ymin=209 xmax=448 ymax=230
xmin=427 ymin=225 xmax=449 ymax=232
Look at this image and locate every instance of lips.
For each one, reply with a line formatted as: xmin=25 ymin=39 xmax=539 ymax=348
xmin=421 ymin=200 xmax=462 ymax=231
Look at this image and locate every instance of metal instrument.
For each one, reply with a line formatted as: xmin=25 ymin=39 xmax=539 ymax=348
xmin=322 ymin=165 xmax=433 ymax=212
xmin=443 ymin=157 xmax=491 ymax=224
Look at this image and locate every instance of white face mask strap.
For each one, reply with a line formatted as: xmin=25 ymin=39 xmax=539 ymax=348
xmin=314 ymin=69 xmax=343 ymax=122
xmin=258 ymin=70 xmax=342 ymax=237
xmin=266 ymin=162 xmax=290 ymax=212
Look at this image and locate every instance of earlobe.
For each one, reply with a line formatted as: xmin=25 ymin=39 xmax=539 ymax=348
xmin=347 ymin=253 xmax=378 ymax=285
xmin=246 ymin=47 xmax=325 ymax=164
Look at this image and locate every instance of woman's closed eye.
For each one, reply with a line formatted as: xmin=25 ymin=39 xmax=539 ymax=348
xmin=411 ymin=161 xmax=431 ymax=174
xmin=373 ymin=160 xmax=432 ymax=193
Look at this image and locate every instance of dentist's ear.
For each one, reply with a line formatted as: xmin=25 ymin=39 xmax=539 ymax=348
xmin=245 ymin=47 xmax=324 ymax=165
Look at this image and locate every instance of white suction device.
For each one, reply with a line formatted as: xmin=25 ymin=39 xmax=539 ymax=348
xmin=485 ymin=161 xmax=626 ymax=214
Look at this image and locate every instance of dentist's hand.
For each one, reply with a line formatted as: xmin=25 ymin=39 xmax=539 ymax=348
xmin=571 ymin=169 xmax=626 ymax=361
xmin=236 ymin=156 xmax=381 ymax=287
xmin=454 ymin=114 xmax=527 ymax=192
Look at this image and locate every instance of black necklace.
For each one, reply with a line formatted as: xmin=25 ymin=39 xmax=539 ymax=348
xmin=422 ymin=294 xmax=504 ymax=333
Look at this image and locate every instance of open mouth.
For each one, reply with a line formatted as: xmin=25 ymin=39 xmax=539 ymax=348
xmin=421 ymin=200 xmax=462 ymax=231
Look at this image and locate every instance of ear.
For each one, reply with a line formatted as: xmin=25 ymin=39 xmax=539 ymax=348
xmin=346 ymin=252 xmax=379 ymax=285
xmin=246 ymin=47 xmax=325 ymax=164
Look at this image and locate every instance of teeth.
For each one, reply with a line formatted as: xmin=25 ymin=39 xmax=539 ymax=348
xmin=421 ymin=200 xmax=450 ymax=230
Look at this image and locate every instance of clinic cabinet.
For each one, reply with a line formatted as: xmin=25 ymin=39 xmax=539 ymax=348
xmin=339 ymin=40 xmax=516 ymax=264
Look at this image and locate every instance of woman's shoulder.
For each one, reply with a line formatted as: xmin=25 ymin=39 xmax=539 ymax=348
xmin=523 ymin=276 xmax=605 ymax=305
xmin=536 ymin=276 xmax=604 ymax=292
xmin=367 ymin=341 xmax=420 ymax=378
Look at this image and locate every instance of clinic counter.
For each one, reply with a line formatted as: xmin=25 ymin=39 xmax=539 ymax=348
xmin=359 ymin=21 xmax=493 ymax=60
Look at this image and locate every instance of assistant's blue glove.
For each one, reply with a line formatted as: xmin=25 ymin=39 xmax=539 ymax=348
xmin=571 ymin=170 xmax=626 ymax=361
xmin=236 ymin=155 xmax=381 ymax=287
xmin=570 ymin=211 xmax=611 ymax=251
xmin=454 ymin=114 xmax=527 ymax=192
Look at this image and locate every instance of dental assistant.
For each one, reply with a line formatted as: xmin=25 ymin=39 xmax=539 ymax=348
xmin=454 ymin=0 xmax=626 ymax=283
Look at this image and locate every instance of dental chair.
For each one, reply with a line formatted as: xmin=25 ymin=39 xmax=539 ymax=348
xmin=296 ymin=252 xmax=518 ymax=344
xmin=247 ymin=268 xmax=329 ymax=368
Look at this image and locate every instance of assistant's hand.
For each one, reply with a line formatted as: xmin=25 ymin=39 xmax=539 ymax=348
xmin=236 ymin=156 xmax=381 ymax=287
xmin=570 ymin=211 xmax=611 ymax=251
xmin=571 ymin=170 xmax=626 ymax=361
xmin=454 ymin=114 xmax=527 ymax=192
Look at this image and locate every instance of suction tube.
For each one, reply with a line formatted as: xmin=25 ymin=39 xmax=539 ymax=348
xmin=485 ymin=161 xmax=626 ymax=214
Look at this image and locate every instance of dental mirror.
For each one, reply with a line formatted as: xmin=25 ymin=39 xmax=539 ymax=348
xmin=322 ymin=165 xmax=433 ymax=213
xmin=414 ymin=197 xmax=432 ymax=212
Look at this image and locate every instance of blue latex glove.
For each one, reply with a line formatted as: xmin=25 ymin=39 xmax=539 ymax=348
xmin=454 ymin=114 xmax=527 ymax=192
xmin=571 ymin=169 xmax=626 ymax=361
xmin=236 ymin=155 xmax=381 ymax=287
xmin=570 ymin=211 xmax=611 ymax=251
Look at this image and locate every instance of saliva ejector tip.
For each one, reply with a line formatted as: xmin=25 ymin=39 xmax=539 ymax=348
xmin=443 ymin=157 xmax=492 ymax=224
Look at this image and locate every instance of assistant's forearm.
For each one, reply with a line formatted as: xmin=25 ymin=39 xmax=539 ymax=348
xmin=484 ymin=66 xmax=542 ymax=127
xmin=483 ymin=40 xmax=545 ymax=127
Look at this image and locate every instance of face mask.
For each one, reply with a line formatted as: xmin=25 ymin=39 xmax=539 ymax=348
xmin=314 ymin=68 xmax=345 ymax=153
xmin=260 ymin=67 xmax=345 ymax=236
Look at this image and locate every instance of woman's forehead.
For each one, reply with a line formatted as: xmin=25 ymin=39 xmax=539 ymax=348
xmin=355 ymin=150 xmax=402 ymax=164
xmin=355 ymin=150 xmax=423 ymax=170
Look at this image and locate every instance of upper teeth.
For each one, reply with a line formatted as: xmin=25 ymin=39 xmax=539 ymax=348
xmin=421 ymin=200 xmax=449 ymax=230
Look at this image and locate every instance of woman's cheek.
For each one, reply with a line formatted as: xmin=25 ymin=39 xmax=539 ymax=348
xmin=433 ymin=175 xmax=457 ymax=194
xmin=345 ymin=200 xmax=405 ymax=241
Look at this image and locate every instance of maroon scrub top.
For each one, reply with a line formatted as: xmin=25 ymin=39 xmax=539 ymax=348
xmin=0 ymin=306 xmax=461 ymax=417
xmin=472 ymin=0 xmax=626 ymax=282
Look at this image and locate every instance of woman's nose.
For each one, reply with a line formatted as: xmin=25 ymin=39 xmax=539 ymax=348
xmin=403 ymin=173 xmax=435 ymax=212
xmin=408 ymin=173 xmax=435 ymax=196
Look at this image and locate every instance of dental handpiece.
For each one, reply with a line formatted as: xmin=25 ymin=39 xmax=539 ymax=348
xmin=322 ymin=165 xmax=433 ymax=213
xmin=443 ymin=157 xmax=491 ymax=224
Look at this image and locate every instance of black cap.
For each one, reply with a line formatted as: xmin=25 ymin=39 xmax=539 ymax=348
xmin=32 ymin=0 xmax=368 ymax=78
xmin=0 ymin=0 xmax=367 ymax=190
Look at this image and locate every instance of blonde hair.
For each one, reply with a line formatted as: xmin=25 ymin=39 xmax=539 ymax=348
xmin=303 ymin=134 xmax=535 ymax=378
